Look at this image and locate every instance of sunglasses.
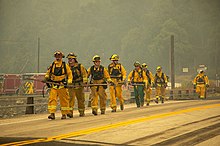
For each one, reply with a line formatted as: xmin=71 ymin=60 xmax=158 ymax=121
xmin=68 ymin=58 xmax=74 ymax=60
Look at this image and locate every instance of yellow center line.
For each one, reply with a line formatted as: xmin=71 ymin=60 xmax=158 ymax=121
xmin=2 ymin=103 xmax=220 ymax=146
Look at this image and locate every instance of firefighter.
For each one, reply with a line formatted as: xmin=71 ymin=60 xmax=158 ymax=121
xmin=154 ymin=66 xmax=168 ymax=104
xmin=66 ymin=52 xmax=88 ymax=117
xmin=87 ymin=55 xmax=112 ymax=115
xmin=193 ymin=70 xmax=209 ymax=99
xmin=142 ymin=63 xmax=154 ymax=106
xmin=44 ymin=51 xmax=73 ymax=120
xmin=108 ymin=54 xmax=126 ymax=112
xmin=127 ymin=61 xmax=147 ymax=107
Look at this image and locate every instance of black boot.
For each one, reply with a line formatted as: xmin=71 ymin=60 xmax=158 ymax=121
xmin=92 ymin=109 xmax=98 ymax=116
xmin=111 ymin=109 xmax=116 ymax=112
xmin=120 ymin=104 xmax=124 ymax=110
xmin=79 ymin=112 xmax=85 ymax=117
xmin=161 ymin=98 xmax=164 ymax=104
xmin=67 ymin=113 xmax=73 ymax=118
xmin=101 ymin=110 xmax=105 ymax=115
xmin=155 ymin=98 xmax=159 ymax=104
xmin=48 ymin=113 xmax=55 ymax=120
xmin=61 ymin=114 xmax=66 ymax=119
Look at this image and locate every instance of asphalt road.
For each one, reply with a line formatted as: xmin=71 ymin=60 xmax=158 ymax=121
xmin=0 ymin=99 xmax=220 ymax=146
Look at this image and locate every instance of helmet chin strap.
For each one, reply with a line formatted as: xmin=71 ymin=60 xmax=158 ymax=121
xmin=94 ymin=61 xmax=100 ymax=67
xmin=56 ymin=58 xmax=61 ymax=61
xmin=113 ymin=60 xmax=118 ymax=64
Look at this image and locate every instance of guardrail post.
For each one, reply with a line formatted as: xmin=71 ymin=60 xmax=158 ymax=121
xmin=178 ymin=90 xmax=182 ymax=98
xmin=26 ymin=96 xmax=34 ymax=114
xmin=193 ymin=89 xmax=197 ymax=97
xmin=186 ymin=90 xmax=189 ymax=97
xmin=170 ymin=90 xmax=173 ymax=100
xmin=212 ymin=88 xmax=215 ymax=93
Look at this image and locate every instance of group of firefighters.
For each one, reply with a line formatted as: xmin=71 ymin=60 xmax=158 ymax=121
xmin=43 ymin=50 xmax=209 ymax=120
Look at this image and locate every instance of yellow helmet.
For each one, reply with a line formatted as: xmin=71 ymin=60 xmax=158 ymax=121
xmin=110 ymin=54 xmax=119 ymax=61
xmin=156 ymin=66 xmax=162 ymax=71
xmin=142 ymin=63 xmax=148 ymax=68
xmin=67 ymin=52 xmax=77 ymax=59
xmin=92 ymin=55 xmax=101 ymax=62
xmin=54 ymin=51 xmax=65 ymax=58
xmin=134 ymin=61 xmax=141 ymax=67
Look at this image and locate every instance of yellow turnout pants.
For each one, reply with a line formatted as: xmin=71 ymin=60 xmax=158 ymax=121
xmin=155 ymin=85 xmax=166 ymax=100
xmin=48 ymin=87 xmax=70 ymax=115
xmin=68 ymin=87 xmax=85 ymax=114
xmin=144 ymin=87 xmax=152 ymax=103
xmin=90 ymin=82 xmax=107 ymax=112
xmin=109 ymin=84 xmax=124 ymax=110
xmin=196 ymin=84 xmax=206 ymax=98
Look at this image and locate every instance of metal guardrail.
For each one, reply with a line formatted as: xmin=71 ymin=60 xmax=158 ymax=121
xmin=167 ymin=88 xmax=215 ymax=99
xmin=0 ymin=95 xmax=47 ymax=115
xmin=0 ymin=88 xmax=216 ymax=115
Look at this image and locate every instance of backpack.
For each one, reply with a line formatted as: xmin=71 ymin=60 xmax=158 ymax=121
xmin=108 ymin=63 xmax=122 ymax=79
xmin=70 ymin=64 xmax=83 ymax=82
xmin=48 ymin=61 xmax=67 ymax=85
xmin=90 ymin=65 xmax=107 ymax=89
xmin=196 ymin=75 xmax=206 ymax=84
xmin=50 ymin=61 xmax=67 ymax=76
xmin=131 ymin=69 xmax=144 ymax=82
xmin=145 ymin=70 xmax=151 ymax=84
xmin=155 ymin=72 xmax=166 ymax=84
xmin=90 ymin=65 xmax=104 ymax=80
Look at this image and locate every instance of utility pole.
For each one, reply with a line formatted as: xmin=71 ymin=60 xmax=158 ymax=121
xmin=37 ymin=37 xmax=40 ymax=73
xmin=170 ymin=35 xmax=175 ymax=89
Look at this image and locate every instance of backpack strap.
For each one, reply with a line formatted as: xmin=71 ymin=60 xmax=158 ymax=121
xmin=132 ymin=69 xmax=144 ymax=80
xmin=118 ymin=63 xmax=121 ymax=72
xmin=63 ymin=61 xmax=67 ymax=75
xmin=161 ymin=73 xmax=164 ymax=81
xmin=91 ymin=65 xmax=95 ymax=79
xmin=49 ymin=62 xmax=55 ymax=74
xmin=155 ymin=72 xmax=166 ymax=83
xmin=108 ymin=64 xmax=111 ymax=74
xmin=145 ymin=70 xmax=151 ymax=83
xmin=131 ymin=70 xmax=135 ymax=82
xmin=78 ymin=63 xmax=81 ymax=77
xmin=100 ymin=65 xmax=104 ymax=74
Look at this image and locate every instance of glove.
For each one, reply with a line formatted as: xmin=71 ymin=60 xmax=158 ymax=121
xmin=193 ymin=84 xmax=196 ymax=89
xmin=43 ymin=77 xmax=51 ymax=88
xmin=151 ymin=82 xmax=155 ymax=88
xmin=164 ymin=83 xmax=167 ymax=88
xmin=109 ymin=81 xmax=115 ymax=86
xmin=144 ymin=82 xmax=148 ymax=87
xmin=62 ymin=81 xmax=67 ymax=88
xmin=67 ymin=80 xmax=72 ymax=85
xmin=83 ymin=78 xmax=88 ymax=84
xmin=128 ymin=81 xmax=131 ymax=86
xmin=121 ymin=79 xmax=126 ymax=84
xmin=42 ymin=77 xmax=49 ymax=83
xmin=107 ymin=79 xmax=113 ymax=84
xmin=83 ymin=81 xmax=88 ymax=85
